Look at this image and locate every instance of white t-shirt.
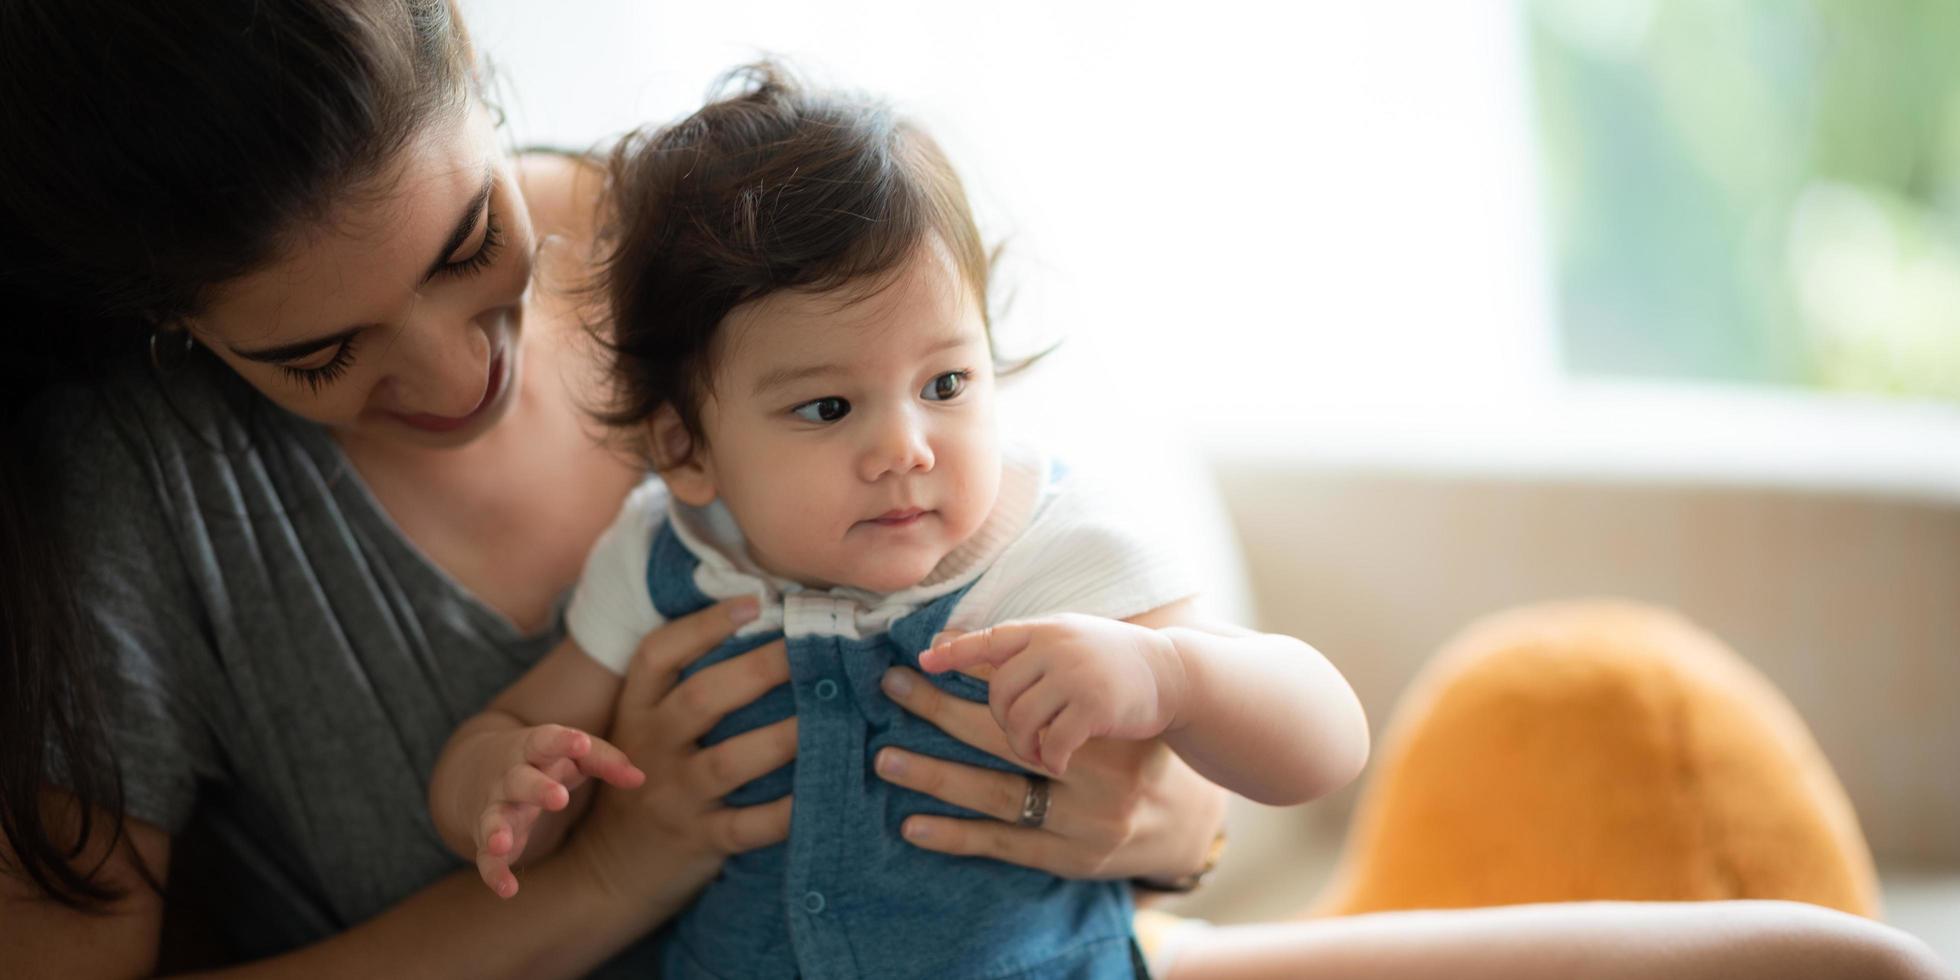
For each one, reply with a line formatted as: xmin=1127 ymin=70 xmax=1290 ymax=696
xmin=566 ymin=447 xmax=1199 ymax=672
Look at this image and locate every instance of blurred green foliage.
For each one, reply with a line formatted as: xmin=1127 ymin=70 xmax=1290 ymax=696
xmin=1528 ymin=0 xmax=1960 ymax=400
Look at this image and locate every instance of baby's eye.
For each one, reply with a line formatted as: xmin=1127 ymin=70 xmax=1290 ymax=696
xmin=792 ymin=397 xmax=852 ymax=423
xmin=921 ymin=371 xmax=969 ymax=402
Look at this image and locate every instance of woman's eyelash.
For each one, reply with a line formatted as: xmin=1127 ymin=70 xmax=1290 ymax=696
xmin=273 ymin=209 xmax=499 ymax=393
xmin=279 ymin=334 xmax=360 ymax=392
xmin=440 ymin=209 xmax=503 ymax=278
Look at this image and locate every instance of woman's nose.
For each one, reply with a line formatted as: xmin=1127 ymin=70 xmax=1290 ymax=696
xmin=392 ymin=311 xmax=493 ymax=418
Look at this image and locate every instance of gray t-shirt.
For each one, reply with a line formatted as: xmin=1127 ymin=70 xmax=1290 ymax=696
xmin=51 ymin=361 xmax=653 ymax=967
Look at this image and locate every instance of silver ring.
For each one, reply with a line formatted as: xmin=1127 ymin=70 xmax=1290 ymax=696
xmin=1016 ymin=774 xmax=1051 ymax=829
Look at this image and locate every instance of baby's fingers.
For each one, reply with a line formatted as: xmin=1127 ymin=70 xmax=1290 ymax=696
xmin=499 ymin=763 xmax=572 ymax=811
xmin=994 ymin=704 xmax=1060 ymax=774
xmin=570 ymin=734 xmax=646 ymax=789
xmin=476 ymin=801 xmax=538 ymax=858
xmin=920 ymin=623 xmax=1035 ymax=674
xmin=1038 ymin=706 xmax=1096 ymax=776
xmin=477 ymin=845 xmax=520 ymax=899
xmin=523 ymin=724 xmax=594 ymax=767
xmin=475 ymin=802 xmax=537 ymax=899
xmin=1004 ymin=719 xmax=1046 ymax=774
xmin=1001 ymin=682 xmax=1067 ymax=774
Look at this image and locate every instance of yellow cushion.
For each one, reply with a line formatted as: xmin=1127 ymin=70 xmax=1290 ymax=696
xmin=1310 ymin=601 xmax=1879 ymax=917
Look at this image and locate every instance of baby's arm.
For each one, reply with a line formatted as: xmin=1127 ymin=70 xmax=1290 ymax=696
xmin=429 ymin=636 xmax=644 ymax=897
xmin=920 ymin=601 xmax=1368 ymax=806
xmin=1129 ymin=601 xmax=1369 ymax=805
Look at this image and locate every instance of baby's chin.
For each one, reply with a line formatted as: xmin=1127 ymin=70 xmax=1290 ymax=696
xmin=824 ymin=552 xmax=950 ymax=595
xmin=835 ymin=566 xmax=935 ymax=595
xmin=750 ymin=547 xmax=940 ymax=596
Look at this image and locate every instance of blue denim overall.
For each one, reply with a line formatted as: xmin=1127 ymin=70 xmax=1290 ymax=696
xmin=643 ymin=520 xmax=1140 ymax=979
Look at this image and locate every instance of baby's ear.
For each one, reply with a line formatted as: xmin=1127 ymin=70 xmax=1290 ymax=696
xmin=648 ymin=406 xmax=717 ymax=506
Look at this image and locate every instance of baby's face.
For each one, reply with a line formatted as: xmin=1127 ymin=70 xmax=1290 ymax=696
xmin=671 ymin=237 xmax=1001 ymax=594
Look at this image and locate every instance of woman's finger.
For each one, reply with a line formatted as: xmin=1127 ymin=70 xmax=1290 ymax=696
xmin=659 ymin=639 xmax=790 ymax=744
xmin=621 ymin=596 xmax=761 ymax=707
xmin=880 ymin=667 xmax=1014 ymax=761
xmin=874 ymin=747 xmax=1076 ymax=832
xmin=687 ymin=717 xmax=798 ymax=799
xmin=707 ymin=794 xmax=794 ymax=854
xmin=571 ymin=734 xmax=647 ymax=789
xmin=898 ymin=815 xmax=1090 ymax=878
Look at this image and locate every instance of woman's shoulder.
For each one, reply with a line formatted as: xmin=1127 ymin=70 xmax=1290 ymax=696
xmin=45 ymin=357 xmax=282 ymax=491
xmin=42 ymin=357 xmax=340 ymax=588
xmin=517 ymin=148 xmax=608 ymax=248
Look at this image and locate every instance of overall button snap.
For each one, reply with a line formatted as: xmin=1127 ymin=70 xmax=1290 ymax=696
xmin=814 ymin=678 xmax=840 ymax=701
xmin=802 ymin=891 xmax=826 ymax=914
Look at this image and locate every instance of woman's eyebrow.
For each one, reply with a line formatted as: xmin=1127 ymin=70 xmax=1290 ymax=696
xmin=420 ymin=167 xmax=495 ymax=282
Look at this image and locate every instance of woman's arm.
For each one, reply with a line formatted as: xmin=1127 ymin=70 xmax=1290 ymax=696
xmin=1 ymin=796 xmax=170 ymax=977
xmin=3 ymin=602 xmax=794 ymax=980
xmin=0 ymin=794 xmax=678 ymax=980
xmin=1162 ymin=901 xmax=1953 ymax=980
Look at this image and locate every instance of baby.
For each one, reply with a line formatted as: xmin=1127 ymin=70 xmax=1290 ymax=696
xmin=430 ymin=65 xmax=1368 ymax=979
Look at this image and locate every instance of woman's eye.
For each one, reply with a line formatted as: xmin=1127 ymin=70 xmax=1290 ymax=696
xmin=439 ymin=208 xmax=503 ymax=279
xmin=792 ymin=397 xmax=851 ymax=423
xmin=921 ymin=370 xmax=969 ymax=402
xmin=278 ymin=336 xmax=360 ymax=393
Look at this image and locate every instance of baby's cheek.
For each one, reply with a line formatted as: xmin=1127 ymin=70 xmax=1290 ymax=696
xmin=781 ymin=490 xmax=845 ymax=549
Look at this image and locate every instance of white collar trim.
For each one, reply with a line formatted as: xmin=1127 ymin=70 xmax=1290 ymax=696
xmin=664 ymin=445 xmax=1050 ymax=639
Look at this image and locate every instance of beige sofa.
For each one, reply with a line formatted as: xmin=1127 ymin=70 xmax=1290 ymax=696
xmin=1116 ymin=397 xmax=1959 ymax=969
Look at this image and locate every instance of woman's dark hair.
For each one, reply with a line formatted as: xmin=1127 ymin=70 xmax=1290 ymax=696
xmin=594 ymin=64 xmax=1000 ymax=467
xmin=0 ymin=0 xmax=473 ymax=910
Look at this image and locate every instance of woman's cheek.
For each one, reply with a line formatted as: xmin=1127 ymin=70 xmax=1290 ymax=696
xmin=492 ymin=228 xmax=536 ymax=301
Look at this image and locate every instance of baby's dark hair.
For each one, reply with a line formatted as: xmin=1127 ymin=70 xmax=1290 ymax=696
xmin=595 ymin=63 xmax=992 ymax=468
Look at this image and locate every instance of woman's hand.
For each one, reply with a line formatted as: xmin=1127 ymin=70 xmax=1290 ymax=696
xmin=871 ymin=665 xmax=1227 ymax=881
xmin=567 ymin=599 xmax=798 ymax=911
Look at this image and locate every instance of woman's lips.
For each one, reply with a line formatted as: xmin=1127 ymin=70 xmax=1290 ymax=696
xmin=393 ymin=349 xmax=507 ymax=433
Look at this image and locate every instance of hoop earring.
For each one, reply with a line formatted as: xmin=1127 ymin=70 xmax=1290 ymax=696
xmin=149 ymin=328 xmax=195 ymax=373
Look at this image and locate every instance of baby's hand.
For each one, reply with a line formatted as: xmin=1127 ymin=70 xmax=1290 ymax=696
xmin=473 ymin=724 xmax=644 ymax=898
xmin=917 ymin=613 xmax=1188 ymax=774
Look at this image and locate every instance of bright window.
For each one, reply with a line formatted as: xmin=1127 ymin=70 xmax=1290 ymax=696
xmin=1529 ymin=0 xmax=1960 ymax=401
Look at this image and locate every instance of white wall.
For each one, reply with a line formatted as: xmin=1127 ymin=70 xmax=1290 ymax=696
xmin=463 ymin=0 xmax=1559 ymax=441
xmin=465 ymin=1 xmax=1960 ymax=499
